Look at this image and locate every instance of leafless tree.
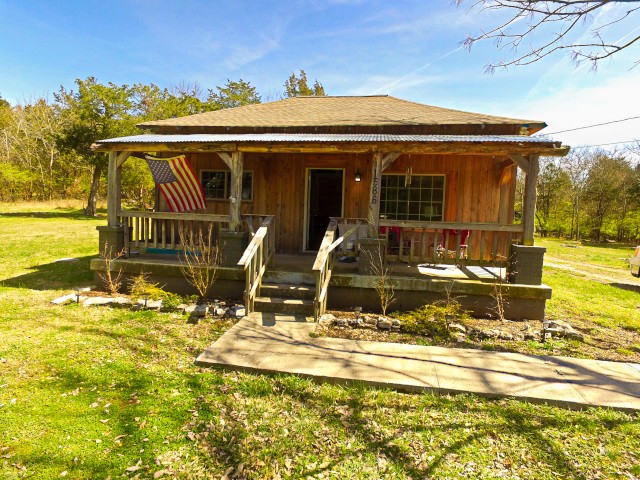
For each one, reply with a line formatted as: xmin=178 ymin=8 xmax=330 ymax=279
xmin=457 ymin=1 xmax=640 ymax=71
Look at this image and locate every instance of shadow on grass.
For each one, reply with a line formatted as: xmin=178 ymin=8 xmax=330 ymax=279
xmin=0 ymin=208 xmax=106 ymax=220
xmin=609 ymin=282 xmax=640 ymax=294
xmin=1 ymin=255 xmax=96 ymax=290
xmin=252 ymin=378 xmax=632 ymax=479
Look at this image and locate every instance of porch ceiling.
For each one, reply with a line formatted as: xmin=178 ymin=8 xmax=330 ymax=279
xmin=91 ymin=133 xmax=570 ymax=157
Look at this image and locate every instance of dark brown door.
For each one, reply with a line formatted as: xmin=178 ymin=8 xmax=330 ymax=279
xmin=307 ymin=169 xmax=343 ymax=250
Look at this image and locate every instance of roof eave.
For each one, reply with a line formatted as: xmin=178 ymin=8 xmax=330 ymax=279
xmin=91 ymin=139 xmax=569 ymax=157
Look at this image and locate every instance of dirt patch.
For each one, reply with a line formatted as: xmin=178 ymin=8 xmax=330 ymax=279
xmin=316 ymin=310 xmax=640 ymax=364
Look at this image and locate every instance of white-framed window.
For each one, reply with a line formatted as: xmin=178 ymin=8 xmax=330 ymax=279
xmin=200 ymin=170 xmax=253 ymax=201
xmin=380 ymin=174 xmax=445 ymax=221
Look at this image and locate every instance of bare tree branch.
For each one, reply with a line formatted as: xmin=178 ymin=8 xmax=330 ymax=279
xmin=458 ymin=1 xmax=640 ymax=71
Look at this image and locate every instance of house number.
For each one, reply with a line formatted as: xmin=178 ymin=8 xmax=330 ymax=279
xmin=371 ymin=171 xmax=379 ymax=205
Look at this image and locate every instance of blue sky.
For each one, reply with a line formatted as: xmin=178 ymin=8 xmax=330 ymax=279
xmin=1 ymin=0 xmax=639 ymax=151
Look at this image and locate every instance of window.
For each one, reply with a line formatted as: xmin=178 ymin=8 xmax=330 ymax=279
xmin=380 ymin=174 xmax=444 ymax=221
xmin=200 ymin=170 xmax=253 ymax=201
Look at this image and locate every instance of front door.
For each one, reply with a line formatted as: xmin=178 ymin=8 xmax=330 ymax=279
xmin=307 ymin=169 xmax=344 ymax=250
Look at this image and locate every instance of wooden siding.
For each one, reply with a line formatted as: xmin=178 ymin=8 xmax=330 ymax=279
xmin=165 ymin=152 xmax=517 ymax=254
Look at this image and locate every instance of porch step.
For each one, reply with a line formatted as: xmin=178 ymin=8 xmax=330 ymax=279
xmin=260 ymin=283 xmax=316 ymax=300
xmin=263 ymin=270 xmax=316 ymax=286
xmin=253 ymin=297 xmax=315 ymax=316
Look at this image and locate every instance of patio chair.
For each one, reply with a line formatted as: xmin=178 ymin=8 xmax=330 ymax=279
xmin=437 ymin=229 xmax=470 ymax=260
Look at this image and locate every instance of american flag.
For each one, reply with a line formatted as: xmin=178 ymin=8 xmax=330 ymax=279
xmin=146 ymin=155 xmax=206 ymax=212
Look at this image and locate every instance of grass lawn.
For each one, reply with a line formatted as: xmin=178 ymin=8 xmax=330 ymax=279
xmin=1 ymin=203 xmax=639 ymax=479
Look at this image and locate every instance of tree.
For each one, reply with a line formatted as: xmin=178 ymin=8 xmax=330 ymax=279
xmin=54 ymin=77 xmax=138 ymax=216
xmin=457 ymin=1 xmax=640 ymax=71
xmin=535 ymin=157 xmax=571 ymax=236
xmin=560 ymin=151 xmax=595 ymax=240
xmin=208 ymin=79 xmax=261 ymax=109
xmin=583 ymin=152 xmax=632 ymax=241
xmin=284 ymin=70 xmax=326 ymax=97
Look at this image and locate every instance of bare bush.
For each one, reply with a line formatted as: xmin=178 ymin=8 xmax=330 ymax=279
xmin=178 ymin=223 xmax=222 ymax=303
xmin=99 ymin=240 xmax=124 ymax=295
xmin=362 ymin=238 xmax=396 ymax=316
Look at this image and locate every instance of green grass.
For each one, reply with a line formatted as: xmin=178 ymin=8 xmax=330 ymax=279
xmin=0 ymin=203 xmax=639 ymax=479
xmin=543 ymin=269 xmax=640 ymax=331
xmin=537 ymin=237 xmax=635 ymax=272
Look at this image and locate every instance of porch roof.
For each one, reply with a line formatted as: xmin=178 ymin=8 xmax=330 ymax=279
xmin=92 ymin=133 xmax=569 ymax=156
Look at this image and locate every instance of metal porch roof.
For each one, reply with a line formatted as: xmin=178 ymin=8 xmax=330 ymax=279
xmin=96 ymin=133 xmax=558 ymax=144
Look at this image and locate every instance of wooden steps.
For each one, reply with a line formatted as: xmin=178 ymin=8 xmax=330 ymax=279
xmin=254 ymin=281 xmax=316 ymax=317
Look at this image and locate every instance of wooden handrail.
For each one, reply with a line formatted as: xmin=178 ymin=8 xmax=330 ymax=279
xmin=312 ymin=221 xmax=357 ymax=321
xmin=118 ymin=210 xmax=228 ymax=222
xmin=378 ymin=219 xmax=524 ymax=232
xmin=237 ymin=216 xmax=275 ymax=314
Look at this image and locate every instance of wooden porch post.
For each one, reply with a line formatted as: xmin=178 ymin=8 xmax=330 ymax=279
xmin=218 ymin=151 xmax=243 ymax=231
xmin=522 ymin=154 xmax=540 ymax=246
xmin=367 ymin=152 xmax=400 ymax=236
xmin=107 ymin=151 xmax=120 ymax=227
xmin=106 ymin=151 xmax=131 ymax=227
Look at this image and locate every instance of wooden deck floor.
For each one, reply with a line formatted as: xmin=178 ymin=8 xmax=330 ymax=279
xmin=271 ymin=254 xmax=505 ymax=282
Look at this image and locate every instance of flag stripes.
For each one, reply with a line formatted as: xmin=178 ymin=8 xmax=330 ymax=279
xmin=146 ymin=155 xmax=206 ymax=212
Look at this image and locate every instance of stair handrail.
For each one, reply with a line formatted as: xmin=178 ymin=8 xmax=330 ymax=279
xmin=312 ymin=219 xmax=357 ymax=321
xmin=237 ymin=215 xmax=275 ymax=314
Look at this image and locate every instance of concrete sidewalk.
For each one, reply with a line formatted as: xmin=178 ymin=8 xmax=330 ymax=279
xmin=195 ymin=313 xmax=640 ymax=412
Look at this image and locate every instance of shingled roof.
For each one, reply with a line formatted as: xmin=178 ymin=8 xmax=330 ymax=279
xmin=138 ymin=95 xmax=546 ymax=135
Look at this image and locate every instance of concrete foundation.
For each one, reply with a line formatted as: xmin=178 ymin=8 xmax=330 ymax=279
xmin=90 ymin=256 xmax=245 ymax=298
xmin=90 ymin=255 xmax=551 ymax=320
xmin=509 ymin=244 xmax=546 ymax=286
xmin=329 ymin=273 xmax=550 ymax=320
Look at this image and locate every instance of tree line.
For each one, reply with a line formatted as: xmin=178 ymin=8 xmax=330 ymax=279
xmin=526 ymin=149 xmax=640 ymax=243
xmin=0 ymin=70 xmax=324 ymax=214
xmin=2 ymin=71 xmax=639 ymax=242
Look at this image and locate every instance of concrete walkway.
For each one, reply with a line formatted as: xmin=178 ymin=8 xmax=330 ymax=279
xmin=196 ymin=313 xmax=640 ymax=412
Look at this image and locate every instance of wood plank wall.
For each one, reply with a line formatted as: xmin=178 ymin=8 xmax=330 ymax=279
xmin=181 ymin=152 xmax=516 ymax=254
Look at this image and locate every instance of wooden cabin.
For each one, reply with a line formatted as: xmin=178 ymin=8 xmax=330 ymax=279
xmin=91 ymin=95 xmax=569 ymax=319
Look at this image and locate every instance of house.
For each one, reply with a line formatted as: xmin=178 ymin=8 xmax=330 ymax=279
xmin=90 ymin=95 xmax=569 ymax=319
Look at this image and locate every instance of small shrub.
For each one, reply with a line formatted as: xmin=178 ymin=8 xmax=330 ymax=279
xmin=129 ymin=272 xmax=167 ymax=302
xmin=397 ymin=304 xmax=468 ymax=339
xmin=161 ymin=292 xmax=184 ymax=310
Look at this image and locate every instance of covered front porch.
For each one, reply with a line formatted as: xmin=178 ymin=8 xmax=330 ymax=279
xmin=90 ymin=134 xmax=567 ymax=320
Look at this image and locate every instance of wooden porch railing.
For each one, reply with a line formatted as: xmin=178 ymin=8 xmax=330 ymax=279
xmin=379 ymin=220 xmax=523 ymax=266
xmin=333 ymin=217 xmax=523 ymax=267
xmin=237 ymin=215 xmax=275 ymax=314
xmin=118 ymin=211 xmax=230 ymax=253
xmin=312 ymin=219 xmax=356 ymax=321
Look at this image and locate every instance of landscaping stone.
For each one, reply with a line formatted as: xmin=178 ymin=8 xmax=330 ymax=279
xmin=377 ymin=317 xmax=392 ymax=330
xmin=319 ymin=314 xmax=336 ymax=326
xmin=479 ymin=329 xmax=500 ymax=339
xmin=191 ymin=304 xmax=209 ymax=318
xmin=51 ymin=294 xmax=76 ymax=305
xmin=391 ymin=318 xmax=402 ymax=331
xmin=363 ymin=316 xmax=378 ymax=327
xmin=135 ymin=299 xmax=162 ymax=310
xmin=448 ymin=322 xmax=467 ymax=334
xmin=83 ymin=296 xmax=129 ymax=307
xmin=542 ymin=319 xmax=585 ymax=342
xmin=499 ymin=331 xmax=514 ymax=341
xmin=334 ymin=318 xmax=348 ymax=328
xmin=348 ymin=317 xmax=363 ymax=327
xmin=234 ymin=306 xmax=246 ymax=318
xmin=184 ymin=305 xmax=197 ymax=314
